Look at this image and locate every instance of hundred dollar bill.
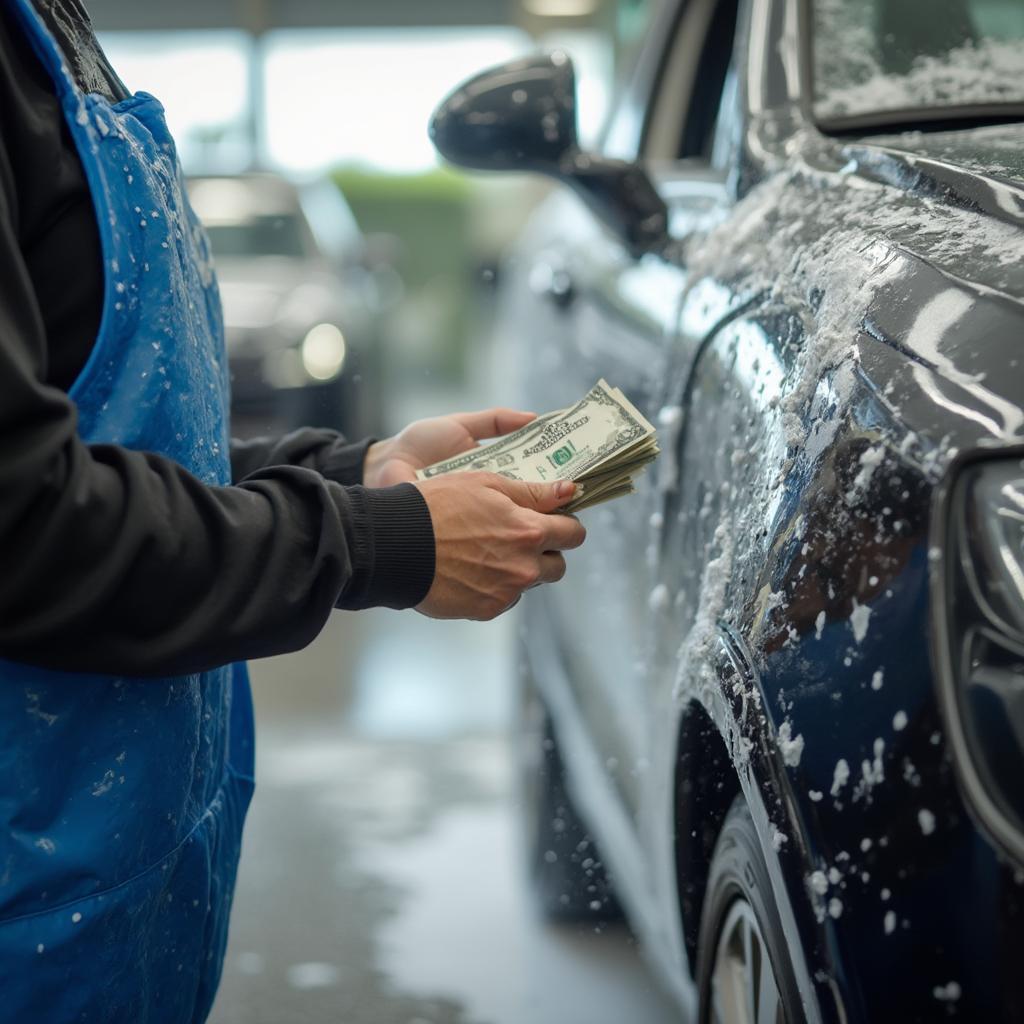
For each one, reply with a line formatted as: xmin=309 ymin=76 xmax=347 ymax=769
xmin=417 ymin=380 xmax=659 ymax=512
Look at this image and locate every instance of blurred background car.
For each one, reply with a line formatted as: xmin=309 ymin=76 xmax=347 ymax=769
xmin=186 ymin=172 xmax=391 ymax=438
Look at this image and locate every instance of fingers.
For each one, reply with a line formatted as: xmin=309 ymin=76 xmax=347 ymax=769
xmin=536 ymin=513 xmax=586 ymax=552
xmin=453 ymin=408 xmax=536 ymax=440
xmin=535 ymin=552 xmax=567 ymax=586
xmin=486 ymin=475 xmax=577 ymax=513
xmin=412 ymin=472 xmax=584 ymax=621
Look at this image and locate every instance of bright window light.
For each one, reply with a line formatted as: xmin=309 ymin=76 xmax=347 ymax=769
xmin=98 ymin=27 xmax=614 ymax=175
xmin=263 ymin=28 xmax=531 ymax=175
xmin=99 ymin=31 xmax=252 ymax=172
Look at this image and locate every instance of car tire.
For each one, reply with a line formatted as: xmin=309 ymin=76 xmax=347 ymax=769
xmin=516 ymin=683 xmax=621 ymax=921
xmin=697 ymin=796 xmax=805 ymax=1024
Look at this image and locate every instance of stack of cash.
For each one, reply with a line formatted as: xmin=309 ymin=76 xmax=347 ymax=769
xmin=416 ymin=380 xmax=660 ymax=513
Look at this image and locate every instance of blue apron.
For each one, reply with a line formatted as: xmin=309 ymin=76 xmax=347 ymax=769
xmin=0 ymin=3 xmax=254 ymax=1020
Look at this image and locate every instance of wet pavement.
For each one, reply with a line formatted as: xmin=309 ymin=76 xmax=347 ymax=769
xmin=206 ymin=607 xmax=682 ymax=1024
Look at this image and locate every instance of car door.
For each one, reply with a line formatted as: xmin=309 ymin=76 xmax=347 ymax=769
xmin=534 ymin=0 xmax=743 ymax=824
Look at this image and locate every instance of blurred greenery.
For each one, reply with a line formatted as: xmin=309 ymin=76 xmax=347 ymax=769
xmin=332 ymin=166 xmax=476 ymax=383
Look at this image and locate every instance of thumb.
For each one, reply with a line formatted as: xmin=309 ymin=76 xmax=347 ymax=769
xmin=487 ymin=475 xmax=577 ymax=512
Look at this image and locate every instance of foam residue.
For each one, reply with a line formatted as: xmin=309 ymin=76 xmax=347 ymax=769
xmin=846 ymin=444 xmax=885 ymax=502
xmin=673 ymin=523 xmax=734 ymax=702
xmin=687 ymin=124 xmax=1024 ymax=468
xmin=918 ymin=808 xmax=936 ymax=835
xmin=25 ymin=690 xmax=58 ymax=726
xmin=831 ymin=758 xmax=851 ymax=797
xmin=91 ymin=770 xmax=116 ymax=797
xmin=777 ymin=719 xmax=805 ymax=767
xmin=817 ymin=30 xmax=1024 ymax=121
xmin=853 ymin=738 xmax=886 ymax=802
xmin=850 ymin=600 xmax=872 ymax=643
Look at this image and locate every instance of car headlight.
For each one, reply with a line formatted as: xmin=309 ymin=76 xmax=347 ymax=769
xmin=934 ymin=453 xmax=1024 ymax=865
xmin=301 ymin=323 xmax=346 ymax=381
xmin=261 ymin=323 xmax=347 ymax=389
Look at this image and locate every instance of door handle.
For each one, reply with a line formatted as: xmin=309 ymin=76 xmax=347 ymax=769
xmin=529 ymin=260 xmax=575 ymax=310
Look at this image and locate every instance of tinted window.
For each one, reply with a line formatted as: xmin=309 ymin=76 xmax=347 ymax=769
xmin=813 ymin=0 xmax=1024 ymax=123
xmin=680 ymin=0 xmax=738 ymax=158
xmin=204 ymin=216 xmax=307 ymax=259
xmin=641 ymin=0 xmax=740 ymax=163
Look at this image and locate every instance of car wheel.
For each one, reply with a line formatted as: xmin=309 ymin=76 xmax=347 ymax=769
xmin=697 ymin=797 xmax=805 ymax=1024
xmin=517 ymin=683 xmax=621 ymax=921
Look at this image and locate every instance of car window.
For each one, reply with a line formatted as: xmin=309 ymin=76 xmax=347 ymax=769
xmin=708 ymin=63 xmax=740 ymax=172
xmin=600 ymin=0 xmax=673 ymax=161
xmin=642 ymin=0 xmax=741 ymax=163
xmin=203 ymin=216 xmax=307 ymax=260
xmin=188 ymin=176 xmax=316 ymax=260
xmin=813 ymin=0 xmax=1024 ymax=125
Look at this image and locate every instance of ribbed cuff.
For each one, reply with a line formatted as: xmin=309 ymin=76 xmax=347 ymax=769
xmin=336 ymin=482 xmax=435 ymax=611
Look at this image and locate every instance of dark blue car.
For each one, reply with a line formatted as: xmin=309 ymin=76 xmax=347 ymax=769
xmin=432 ymin=0 xmax=1024 ymax=1021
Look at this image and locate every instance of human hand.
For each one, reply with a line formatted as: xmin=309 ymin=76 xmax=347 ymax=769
xmin=362 ymin=408 xmax=536 ymax=488
xmin=414 ymin=473 xmax=586 ymax=621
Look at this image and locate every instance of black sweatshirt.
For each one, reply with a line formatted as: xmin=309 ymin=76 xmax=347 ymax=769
xmin=0 ymin=0 xmax=435 ymax=677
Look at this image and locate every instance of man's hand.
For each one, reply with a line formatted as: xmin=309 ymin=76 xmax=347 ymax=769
xmin=414 ymin=473 xmax=586 ymax=621
xmin=363 ymin=409 xmax=536 ymax=488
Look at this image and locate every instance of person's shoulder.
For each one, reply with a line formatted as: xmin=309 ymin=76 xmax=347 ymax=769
xmin=30 ymin=0 xmax=130 ymax=101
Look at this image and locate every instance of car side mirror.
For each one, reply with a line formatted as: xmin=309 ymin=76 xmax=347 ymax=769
xmin=429 ymin=53 xmax=669 ymax=257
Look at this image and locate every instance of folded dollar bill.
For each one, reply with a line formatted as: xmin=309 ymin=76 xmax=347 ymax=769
xmin=416 ymin=380 xmax=660 ymax=512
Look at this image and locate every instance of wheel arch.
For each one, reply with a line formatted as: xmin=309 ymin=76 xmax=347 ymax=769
xmin=673 ymin=698 xmax=740 ymax=970
xmin=670 ymin=631 xmax=838 ymax=1024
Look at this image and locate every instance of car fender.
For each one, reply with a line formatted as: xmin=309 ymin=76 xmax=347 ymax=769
xmin=670 ymin=625 xmax=841 ymax=1024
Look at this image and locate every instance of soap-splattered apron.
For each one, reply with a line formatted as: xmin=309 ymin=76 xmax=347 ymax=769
xmin=0 ymin=3 xmax=254 ymax=1020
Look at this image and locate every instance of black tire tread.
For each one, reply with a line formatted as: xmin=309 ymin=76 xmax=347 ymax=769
xmin=696 ymin=796 xmax=806 ymax=1024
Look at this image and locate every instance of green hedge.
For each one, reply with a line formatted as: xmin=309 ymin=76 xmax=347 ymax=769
xmin=332 ymin=167 xmax=476 ymax=379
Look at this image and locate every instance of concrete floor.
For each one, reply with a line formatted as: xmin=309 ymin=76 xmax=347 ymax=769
xmin=206 ymin=607 xmax=682 ymax=1024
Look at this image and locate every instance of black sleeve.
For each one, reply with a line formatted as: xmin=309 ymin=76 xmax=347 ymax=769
xmin=0 ymin=171 xmax=435 ymax=681
xmin=229 ymin=430 xmax=375 ymax=487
